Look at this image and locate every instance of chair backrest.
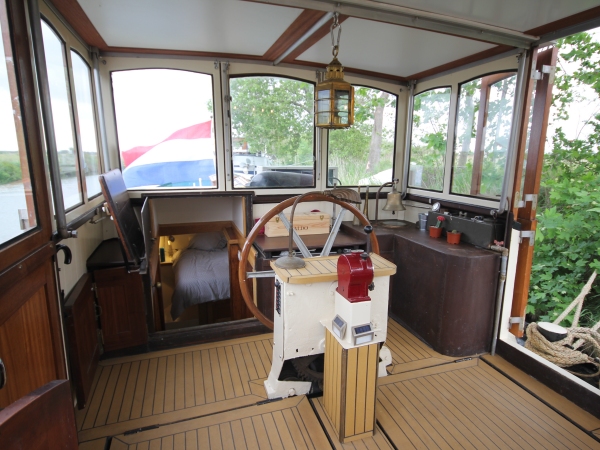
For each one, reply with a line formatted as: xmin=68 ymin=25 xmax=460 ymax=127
xmin=99 ymin=169 xmax=145 ymax=266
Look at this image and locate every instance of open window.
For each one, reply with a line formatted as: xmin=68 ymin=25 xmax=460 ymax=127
xmin=229 ymin=75 xmax=315 ymax=189
xmin=452 ymin=72 xmax=517 ymax=199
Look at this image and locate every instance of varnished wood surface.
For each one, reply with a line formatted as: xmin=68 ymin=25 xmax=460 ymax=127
xmin=0 ymin=380 xmax=78 ymax=449
xmin=77 ymin=333 xmax=273 ymax=442
xmin=271 ymin=253 xmax=396 ymax=285
xmin=64 ymin=273 xmax=100 ymax=409
xmin=0 ymin=261 xmax=66 ymax=407
xmin=94 ymin=267 xmax=147 ymax=352
xmin=109 ymin=396 xmax=331 ymax=449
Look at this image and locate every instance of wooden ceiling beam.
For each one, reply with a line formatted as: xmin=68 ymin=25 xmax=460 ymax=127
xmin=283 ymin=14 xmax=349 ymax=63
xmin=263 ymin=9 xmax=328 ymax=61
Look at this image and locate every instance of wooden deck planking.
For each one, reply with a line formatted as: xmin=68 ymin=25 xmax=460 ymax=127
xmin=78 ymin=333 xmax=273 ymax=442
xmin=109 ymin=396 xmax=331 ymax=449
xmin=377 ymin=359 xmax=600 ymax=450
xmin=312 ymin=396 xmax=393 ymax=449
xmin=482 ymin=354 xmax=600 ymax=433
xmin=384 ymin=319 xmax=456 ymax=374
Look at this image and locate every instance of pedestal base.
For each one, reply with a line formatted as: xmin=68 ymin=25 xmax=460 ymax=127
xmin=323 ymin=329 xmax=378 ymax=443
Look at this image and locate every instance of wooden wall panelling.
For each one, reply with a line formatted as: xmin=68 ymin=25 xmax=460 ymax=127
xmin=64 ymin=273 xmax=100 ymax=409
xmin=94 ymin=267 xmax=147 ymax=352
xmin=0 ymin=251 xmax=66 ymax=408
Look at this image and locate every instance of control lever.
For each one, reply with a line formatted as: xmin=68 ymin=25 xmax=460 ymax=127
xmin=363 ymin=225 xmax=373 ymax=258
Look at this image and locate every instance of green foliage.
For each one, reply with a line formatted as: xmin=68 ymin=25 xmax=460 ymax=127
xmin=229 ymin=78 xmax=395 ymax=185
xmin=230 ymin=77 xmax=314 ymax=166
xmin=528 ymin=32 xmax=600 ymax=327
xmin=409 ymin=87 xmax=451 ymax=191
xmin=0 ymin=152 xmax=22 ymax=184
xmin=0 ymin=161 xmax=22 ymax=184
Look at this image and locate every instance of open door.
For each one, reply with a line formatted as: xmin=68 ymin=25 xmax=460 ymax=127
xmin=0 ymin=0 xmax=67 ymax=411
xmin=0 ymin=380 xmax=78 ymax=449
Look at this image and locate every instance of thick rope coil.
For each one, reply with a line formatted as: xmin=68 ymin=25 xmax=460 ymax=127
xmin=525 ymin=323 xmax=600 ymax=383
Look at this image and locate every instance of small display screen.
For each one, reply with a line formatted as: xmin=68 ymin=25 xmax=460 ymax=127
xmin=354 ymin=324 xmax=371 ymax=334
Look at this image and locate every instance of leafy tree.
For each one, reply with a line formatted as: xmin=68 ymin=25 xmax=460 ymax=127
xmin=409 ymin=87 xmax=451 ymax=190
xmin=230 ymin=77 xmax=314 ymax=166
xmin=528 ymin=32 xmax=600 ymax=327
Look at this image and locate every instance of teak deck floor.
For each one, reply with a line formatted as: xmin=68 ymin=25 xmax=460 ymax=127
xmin=77 ymin=320 xmax=600 ymax=449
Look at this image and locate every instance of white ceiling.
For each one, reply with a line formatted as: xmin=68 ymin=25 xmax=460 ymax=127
xmin=297 ymin=18 xmax=494 ymax=77
xmin=77 ymin=0 xmax=302 ymax=54
xmin=76 ymin=0 xmax=600 ymax=78
xmin=379 ymin=0 xmax=600 ymax=33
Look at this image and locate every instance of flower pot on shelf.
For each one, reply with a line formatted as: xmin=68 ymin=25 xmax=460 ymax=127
xmin=429 ymin=226 xmax=442 ymax=238
xmin=447 ymin=231 xmax=461 ymax=244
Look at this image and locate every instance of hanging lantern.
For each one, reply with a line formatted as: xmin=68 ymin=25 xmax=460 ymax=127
xmin=315 ymin=13 xmax=354 ymax=129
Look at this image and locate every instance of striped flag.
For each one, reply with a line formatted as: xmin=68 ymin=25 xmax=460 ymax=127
xmin=122 ymin=120 xmax=215 ymax=188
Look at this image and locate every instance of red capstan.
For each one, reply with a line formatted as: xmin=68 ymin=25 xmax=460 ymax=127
xmin=336 ymin=252 xmax=374 ymax=303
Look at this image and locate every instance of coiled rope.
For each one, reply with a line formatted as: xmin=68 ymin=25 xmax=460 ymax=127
xmin=525 ymin=270 xmax=600 ymax=383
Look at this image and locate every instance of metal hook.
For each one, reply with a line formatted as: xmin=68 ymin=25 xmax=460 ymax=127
xmin=330 ymin=12 xmax=342 ymax=51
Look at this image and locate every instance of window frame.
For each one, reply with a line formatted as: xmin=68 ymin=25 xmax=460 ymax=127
xmin=39 ymin=2 xmax=105 ymax=222
xmin=70 ymin=48 xmax=103 ymax=201
xmin=406 ymin=85 xmax=452 ymax=193
xmin=325 ymin=83 xmax=400 ymax=188
xmin=100 ymin=57 xmax=223 ymax=197
xmin=405 ymin=55 xmax=519 ymax=209
xmin=110 ymin=67 xmax=218 ymax=191
xmin=228 ymin=72 xmax=317 ymax=191
xmin=450 ymin=70 xmax=518 ymax=200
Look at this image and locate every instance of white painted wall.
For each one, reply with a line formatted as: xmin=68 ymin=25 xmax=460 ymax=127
xmin=57 ymin=220 xmax=104 ymax=296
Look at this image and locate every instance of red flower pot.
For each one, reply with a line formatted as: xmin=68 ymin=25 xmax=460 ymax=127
xmin=447 ymin=232 xmax=462 ymax=244
xmin=429 ymin=226 xmax=442 ymax=238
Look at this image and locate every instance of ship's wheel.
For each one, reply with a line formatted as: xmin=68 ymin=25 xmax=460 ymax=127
xmin=238 ymin=192 xmax=379 ymax=330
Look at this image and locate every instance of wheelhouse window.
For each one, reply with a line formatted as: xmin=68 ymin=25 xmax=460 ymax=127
xmin=41 ymin=21 xmax=82 ymax=210
xmin=452 ymin=72 xmax=517 ymax=198
xmin=0 ymin=6 xmax=37 ymax=245
xmin=112 ymin=69 xmax=215 ymax=189
xmin=328 ymin=86 xmax=397 ymax=186
xmin=230 ymin=76 xmax=314 ymax=189
xmin=71 ymin=51 xmax=101 ymax=198
xmin=408 ymin=87 xmax=451 ymax=192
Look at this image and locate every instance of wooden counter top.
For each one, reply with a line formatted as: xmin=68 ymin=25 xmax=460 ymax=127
xmin=271 ymin=253 xmax=396 ymax=284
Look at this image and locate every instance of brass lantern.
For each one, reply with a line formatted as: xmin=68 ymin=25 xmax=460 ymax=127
xmin=315 ymin=13 xmax=354 ymax=129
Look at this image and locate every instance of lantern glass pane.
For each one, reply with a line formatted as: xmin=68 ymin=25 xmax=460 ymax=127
xmin=335 ymin=90 xmax=349 ymax=112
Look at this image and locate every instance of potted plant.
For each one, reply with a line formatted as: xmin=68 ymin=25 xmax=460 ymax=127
xmin=447 ymin=229 xmax=462 ymax=244
xmin=429 ymin=215 xmax=445 ymax=238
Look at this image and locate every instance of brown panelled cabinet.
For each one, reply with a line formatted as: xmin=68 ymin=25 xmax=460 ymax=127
xmin=86 ymin=238 xmax=148 ymax=352
xmin=63 ymin=273 xmax=100 ymax=409
xmin=93 ymin=266 xmax=147 ymax=352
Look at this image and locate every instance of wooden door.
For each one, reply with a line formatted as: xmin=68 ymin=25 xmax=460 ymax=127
xmin=0 ymin=380 xmax=78 ymax=449
xmin=0 ymin=0 xmax=67 ymax=410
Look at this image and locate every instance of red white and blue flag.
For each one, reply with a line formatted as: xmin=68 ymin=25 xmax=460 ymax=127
xmin=121 ymin=120 xmax=215 ymax=188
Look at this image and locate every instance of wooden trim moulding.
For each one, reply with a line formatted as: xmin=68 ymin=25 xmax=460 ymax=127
xmin=47 ymin=0 xmax=107 ymax=49
xmin=148 ymin=318 xmax=270 ymax=351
